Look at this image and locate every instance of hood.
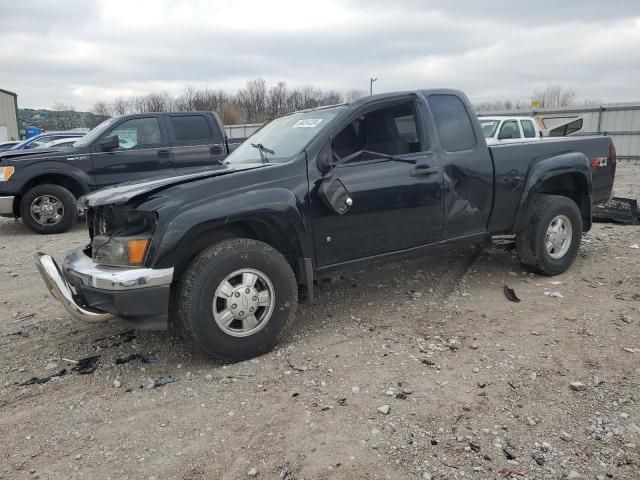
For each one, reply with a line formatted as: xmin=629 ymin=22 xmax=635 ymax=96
xmin=80 ymin=163 xmax=266 ymax=208
xmin=0 ymin=146 xmax=86 ymax=164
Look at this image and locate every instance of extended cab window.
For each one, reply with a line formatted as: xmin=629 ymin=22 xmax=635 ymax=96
xmin=170 ymin=115 xmax=211 ymax=142
xmin=332 ymin=102 xmax=422 ymax=163
xmin=521 ymin=119 xmax=536 ymax=138
xmin=428 ymin=94 xmax=476 ymax=151
xmin=499 ymin=120 xmax=521 ymax=139
xmin=109 ymin=117 xmax=162 ymax=150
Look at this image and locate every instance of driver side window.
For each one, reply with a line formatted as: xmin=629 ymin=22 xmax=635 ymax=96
xmin=109 ymin=117 xmax=162 ymax=150
xmin=332 ymin=102 xmax=422 ymax=163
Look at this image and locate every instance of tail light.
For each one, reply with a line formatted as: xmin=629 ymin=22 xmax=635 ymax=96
xmin=609 ymin=142 xmax=617 ymax=179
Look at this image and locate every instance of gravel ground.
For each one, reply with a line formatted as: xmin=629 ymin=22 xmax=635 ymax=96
xmin=0 ymin=163 xmax=639 ymax=480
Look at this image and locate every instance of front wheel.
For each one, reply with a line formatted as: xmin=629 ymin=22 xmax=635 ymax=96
xmin=516 ymin=194 xmax=583 ymax=276
xmin=177 ymin=239 xmax=297 ymax=361
xmin=20 ymin=184 xmax=77 ymax=234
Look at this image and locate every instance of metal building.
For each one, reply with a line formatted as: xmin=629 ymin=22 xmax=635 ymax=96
xmin=0 ymin=88 xmax=19 ymax=142
xmin=477 ymin=102 xmax=640 ymax=160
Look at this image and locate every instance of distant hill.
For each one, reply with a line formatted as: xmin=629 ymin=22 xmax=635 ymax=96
xmin=18 ymin=108 xmax=108 ymax=132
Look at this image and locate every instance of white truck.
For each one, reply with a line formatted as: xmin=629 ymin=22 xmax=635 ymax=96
xmin=479 ymin=116 xmax=542 ymax=145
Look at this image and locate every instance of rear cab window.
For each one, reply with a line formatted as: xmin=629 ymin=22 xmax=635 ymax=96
xmin=169 ymin=115 xmax=215 ymax=143
xmin=428 ymin=94 xmax=476 ymax=151
xmin=520 ymin=119 xmax=537 ymax=138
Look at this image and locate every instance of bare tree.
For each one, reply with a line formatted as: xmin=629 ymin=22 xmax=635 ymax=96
xmin=237 ymin=78 xmax=268 ymax=122
xmin=89 ymin=79 xmax=365 ymax=125
xmin=267 ymin=82 xmax=288 ymax=119
xmin=111 ymin=97 xmax=131 ymax=115
xmin=345 ymin=89 xmax=367 ymax=102
xmin=532 ymin=84 xmax=577 ymax=108
xmin=218 ymin=102 xmax=244 ymax=124
xmin=92 ymin=101 xmax=111 ymax=118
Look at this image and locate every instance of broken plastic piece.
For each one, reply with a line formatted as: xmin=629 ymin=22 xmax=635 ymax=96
xmin=73 ymin=355 xmax=101 ymax=374
xmin=503 ymin=285 xmax=521 ymax=302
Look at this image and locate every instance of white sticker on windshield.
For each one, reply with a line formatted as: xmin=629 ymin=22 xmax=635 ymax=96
xmin=293 ymin=119 xmax=323 ymax=128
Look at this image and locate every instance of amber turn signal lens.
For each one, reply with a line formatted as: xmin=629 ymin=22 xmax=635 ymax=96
xmin=1 ymin=166 xmax=15 ymax=181
xmin=127 ymin=239 xmax=150 ymax=265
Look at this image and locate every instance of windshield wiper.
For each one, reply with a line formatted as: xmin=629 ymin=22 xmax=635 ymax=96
xmin=251 ymin=143 xmax=275 ymax=164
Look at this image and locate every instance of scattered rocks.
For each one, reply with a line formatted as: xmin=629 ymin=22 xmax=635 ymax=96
xmin=247 ymin=467 xmax=258 ymax=476
xmin=532 ymin=452 xmax=546 ymax=465
xmin=570 ymin=381 xmax=586 ymax=391
xmin=503 ymin=448 xmax=516 ymax=460
xmin=559 ymin=431 xmax=573 ymax=442
xmin=377 ymin=405 xmax=390 ymax=415
xmin=566 ymin=470 xmax=580 ymax=479
xmin=620 ymin=314 xmax=633 ymax=324
xmin=113 ymin=379 xmax=121 ymax=388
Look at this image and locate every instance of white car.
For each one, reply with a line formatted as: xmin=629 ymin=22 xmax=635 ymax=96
xmin=42 ymin=138 xmax=80 ymax=149
xmin=479 ymin=116 xmax=542 ymax=145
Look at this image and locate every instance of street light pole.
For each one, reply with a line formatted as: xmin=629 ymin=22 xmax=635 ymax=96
xmin=370 ymin=77 xmax=377 ymax=95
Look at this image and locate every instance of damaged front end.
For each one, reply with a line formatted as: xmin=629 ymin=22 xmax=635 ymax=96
xmin=36 ymin=203 xmax=173 ymax=330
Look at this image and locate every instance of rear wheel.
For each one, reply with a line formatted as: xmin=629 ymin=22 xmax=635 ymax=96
xmin=177 ymin=239 xmax=297 ymax=361
xmin=516 ymin=194 xmax=582 ymax=276
xmin=20 ymin=184 xmax=77 ymax=234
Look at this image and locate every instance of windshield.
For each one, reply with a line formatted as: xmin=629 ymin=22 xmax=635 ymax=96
xmin=74 ymin=117 xmax=119 ymax=148
xmin=225 ymin=107 xmax=343 ymax=164
xmin=479 ymin=120 xmax=500 ymax=138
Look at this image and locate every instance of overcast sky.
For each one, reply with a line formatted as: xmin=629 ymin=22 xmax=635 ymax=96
xmin=1 ymin=0 xmax=639 ymax=110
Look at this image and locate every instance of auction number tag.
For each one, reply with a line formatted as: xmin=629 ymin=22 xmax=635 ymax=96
xmin=293 ymin=119 xmax=323 ymax=128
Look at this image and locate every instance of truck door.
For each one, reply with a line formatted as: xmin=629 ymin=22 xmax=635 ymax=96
xmin=91 ymin=116 xmax=173 ymax=186
xmin=427 ymin=94 xmax=494 ymax=239
xmin=167 ymin=114 xmax=224 ymax=172
xmin=310 ymin=99 xmax=444 ymax=267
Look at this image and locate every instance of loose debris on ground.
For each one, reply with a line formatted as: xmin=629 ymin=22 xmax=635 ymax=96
xmin=1 ymin=162 xmax=639 ymax=479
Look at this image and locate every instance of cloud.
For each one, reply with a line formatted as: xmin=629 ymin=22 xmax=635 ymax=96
xmin=1 ymin=0 xmax=639 ymax=110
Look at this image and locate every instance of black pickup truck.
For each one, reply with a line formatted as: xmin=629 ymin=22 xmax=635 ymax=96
xmin=0 ymin=111 xmax=238 ymax=234
xmin=36 ymin=89 xmax=616 ymax=361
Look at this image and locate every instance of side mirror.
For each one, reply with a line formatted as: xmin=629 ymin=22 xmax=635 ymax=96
xmin=318 ymin=175 xmax=353 ymax=215
xmin=316 ymin=141 xmax=333 ymax=174
xmin=498 ymin=131 xmax=513 ymax=140
xmin=99 ymin=134 xmax=120 ymax=151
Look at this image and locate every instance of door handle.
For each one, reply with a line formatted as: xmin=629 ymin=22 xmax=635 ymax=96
xmin=157 ymin=148 xmax=171 ymax=159
xmin=410 ymin=165 xmax=438 ymax=177
xmin=210 ymin=144 xmax=225 ymax=155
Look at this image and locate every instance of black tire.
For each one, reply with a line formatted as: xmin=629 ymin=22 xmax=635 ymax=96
xmin=177 ymin=239 xmax=297 ymax=361
xmin=20 ymin=184 xmax=77 ymax=234
xmin=516 ymin=194 xmax=582 ymax=276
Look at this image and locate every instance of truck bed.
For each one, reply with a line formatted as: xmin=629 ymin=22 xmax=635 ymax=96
xmin=488 ymin=135 xmax=614 ymax=233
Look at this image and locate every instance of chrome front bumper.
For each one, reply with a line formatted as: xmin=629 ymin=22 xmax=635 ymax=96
xmin=35 ymin=248 xmax=174 ymax=324
xmin=0 ymin=195 xmax=15 ymax=217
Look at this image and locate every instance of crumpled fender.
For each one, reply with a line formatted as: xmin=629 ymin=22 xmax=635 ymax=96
xmin=150 ymin=187 xmax=312 ymax=271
